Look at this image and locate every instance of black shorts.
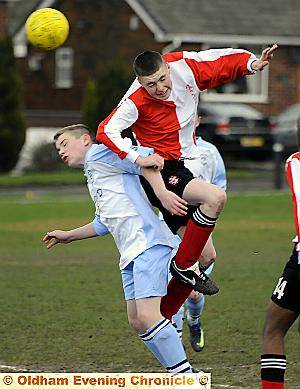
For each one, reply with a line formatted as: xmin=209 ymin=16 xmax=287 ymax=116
xmin=139 ymin=160 xmax=197 ymax=233
xmin=271 ymin=246 xmax=300 ymax=312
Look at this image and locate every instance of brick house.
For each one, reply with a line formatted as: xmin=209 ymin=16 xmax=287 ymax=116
xmin=2 ymin=0 xmax=300 ymax=168
xmin=6 ymin=0 xmax=300 ymax=121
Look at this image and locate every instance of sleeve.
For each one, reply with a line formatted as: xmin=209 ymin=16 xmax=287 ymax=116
xmin=132 ymin=145 xmax=154 ymax=157
xmin=96 ymin=98 xmax=140 ymax=162
xmin=183 ymin=48 xmax=257 ymax=91
xmin=112 ymin=146 xmax=154 ymax=175
xmin=100 ymin=147 xmax=143 ymax=175
xmin=92 ymin=215 xmax=110 ymax=236
xmin=286 ymin=156 xmax=300 ymax=243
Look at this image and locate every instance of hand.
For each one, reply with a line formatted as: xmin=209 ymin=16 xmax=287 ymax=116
xmin=42 ymin=230 xmax=72 ymax=249
xmin=251 ymin=44 xmax=278 ymax=71
xmin=136 ymin=153 xmax=164 ymax=171
xmin=157 ymin=189 xmax=188 ymax=216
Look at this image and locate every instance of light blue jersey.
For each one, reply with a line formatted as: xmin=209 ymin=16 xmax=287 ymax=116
xmin=183 ymin=137 xmax=226 ymax=191
xmin=84 ymin=144 xmax=174 ymax=270
xmin=196 ymin=136 xmax=227 ymax=190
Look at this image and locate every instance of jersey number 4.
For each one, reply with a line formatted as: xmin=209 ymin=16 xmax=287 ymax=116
xmin=273 ymin=277 xmax=287 ymax=300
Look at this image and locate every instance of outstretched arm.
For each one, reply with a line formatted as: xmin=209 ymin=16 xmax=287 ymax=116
xmin=250 ymin=44 xmax=278 ymax=71
xmin=43 ymin=222 xmax=98 ymax=249
xmin=141 ymin=166 xmax=188 ymax=216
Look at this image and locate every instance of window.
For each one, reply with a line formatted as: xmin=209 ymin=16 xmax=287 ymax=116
xmin=201 ymin=46 xmax=269 ymax=104
xmin=129 ymin=15 xmax=139 ymax=31
xmin=28 ymin=53 xmax=44 ymax=71
xmin=55 ymin=47 xmax=74 ymax=88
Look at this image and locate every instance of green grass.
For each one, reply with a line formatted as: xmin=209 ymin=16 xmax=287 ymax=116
xmin=0 ymin=167 xmax=262 ymax=188
xmin=0 ymin=171 xmax=85 ymax=187
xmin=0 ymin=192 xmax=299 ymax=388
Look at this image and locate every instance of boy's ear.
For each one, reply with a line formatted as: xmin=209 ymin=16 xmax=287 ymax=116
xmin=82 ymin=133 xmax=92 ymax=146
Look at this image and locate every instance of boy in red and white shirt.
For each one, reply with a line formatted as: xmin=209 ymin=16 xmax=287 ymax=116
xmin=97 ymin=45 xmax=277 ymax=318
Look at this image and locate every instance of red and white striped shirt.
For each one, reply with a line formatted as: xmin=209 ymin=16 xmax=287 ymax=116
xmin=286 ymin=151 xmax=300 ymax=253
xmin=97 ymin=48 xmax=257 ymax=162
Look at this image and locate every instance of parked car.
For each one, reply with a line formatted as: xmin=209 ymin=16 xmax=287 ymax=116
xmin=196 ymin=103 xmax=273 ymax=158
xmin=272 ymin=103 xmax=300 ymax=156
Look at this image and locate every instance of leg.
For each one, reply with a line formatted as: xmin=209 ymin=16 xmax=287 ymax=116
xmin=261 ymin=249 xmax=300 ymax=389
xmin=135 ymin=296 xmax=164 ymax=333
xmin=261 ymin=301 xmax=298 ymax=389
xmin=198 ymin=235 xmax=217 ymax=268
xmin=163 ymin=234 xmax=217 ymax=319
xmin=262 ymin=301 xmax=298 ymax=355
xmin=172 ymin=305 xmax=185 ymax=340
xmin=170 ymin=179 xmax=225 ymax=293
xmin=186 ymin=291 xmax=205 ymax=352
xmin=126 ymin=299 xmax=141 ymax=332
xmin=176 ymin=228 xmax=216 ymax=269
xmin=132 ymin=245 xmax=193 ymax=373
xmin=175 ymin=179 xmax=225 ymax=269
xmin=136 ymin=296 xmax=192 ymax=373
xmin=186 ymin=238 xmax=216 ymax=351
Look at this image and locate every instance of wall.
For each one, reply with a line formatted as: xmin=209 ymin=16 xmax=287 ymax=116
xmin=17 ymin=0 xmax=164 ymax=114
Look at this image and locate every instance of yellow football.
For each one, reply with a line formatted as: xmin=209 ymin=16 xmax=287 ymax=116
xmin=25 ymin=8 xmax=69 ymax=50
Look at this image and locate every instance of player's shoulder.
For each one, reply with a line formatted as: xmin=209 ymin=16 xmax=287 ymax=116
xmin=85 ymin=144 xmax=109 ymax=163
xmin=124 ymin=80 xmax=150 ymax=108
xmin=286 ymin=151 xmax=300 ymax=163
xmin=162 ymin=51 xmax=184 ymax=63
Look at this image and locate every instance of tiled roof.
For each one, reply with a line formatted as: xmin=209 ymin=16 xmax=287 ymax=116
xmin=7 ymin=0 xmax=53 ymax=35
xmin=131 ymin=0 xmax=300 ymax=43
xmin=8 ymin=0 xmax=300 ymax=45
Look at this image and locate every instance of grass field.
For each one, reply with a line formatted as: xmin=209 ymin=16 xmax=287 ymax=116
xmin=0 ymin=168 xmax=265 ymax=188
xmin=0 ymin=190 xmax=299 ymax=388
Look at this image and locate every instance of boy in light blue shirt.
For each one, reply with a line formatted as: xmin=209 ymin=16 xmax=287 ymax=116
xmin=43 ymin=124 xmax=195 ymax=374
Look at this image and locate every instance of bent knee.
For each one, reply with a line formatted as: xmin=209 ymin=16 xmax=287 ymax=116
xmin=136 ymin=312 xmax=154 ymax=329
xmin=212 ymin=187 xmax=226 ymax=208
xmin=202 ymin=186 xmax=226 ymax=212
xmin=127 ymin=312 xmax=141 ymax=333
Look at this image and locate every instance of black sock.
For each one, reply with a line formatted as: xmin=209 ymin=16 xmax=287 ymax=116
xmin=261 ymin=354 xmax=286 ymax=382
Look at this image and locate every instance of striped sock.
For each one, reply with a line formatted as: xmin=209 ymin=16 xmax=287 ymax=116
xmin=139 ymin=318 xmax=192 ymax=373
xmin=193 ymin=208 xmax=217 ymax=227
xmin=261 ymin=354 xmax=286 ymax=389
xmin=186 ymin=296 xmax=205 ymax=326
xmin=175 ymin=208 xmax=217 ymax=269
xmin=172 ymin=305 xmax=185 ymax=339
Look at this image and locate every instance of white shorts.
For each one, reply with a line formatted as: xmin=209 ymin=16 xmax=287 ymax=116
xmin=121 ymin=244 xmax=172 ymax=301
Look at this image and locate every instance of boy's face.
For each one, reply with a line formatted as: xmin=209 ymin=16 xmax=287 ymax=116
xmin=55 ymin=132 xmax=89 ymax=168
xmin=138 ymin=62 xmax=172 ymax=100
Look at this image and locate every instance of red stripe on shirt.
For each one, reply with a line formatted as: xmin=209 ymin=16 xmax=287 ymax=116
xmin=162 ymin=51 xmax=184 ymax=62
xmin=129 ymin=89 xmax=182 ymax=160
xmin=185 ymin=52 xmax=251 ymax=91
xmin=97 ymin=107 xmax=128 ymax=160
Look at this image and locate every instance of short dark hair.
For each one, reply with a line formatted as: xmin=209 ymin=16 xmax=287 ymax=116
xmin=133 ymin=51 xmax=164 ymax=77
xmin=53 ymin=124 xmax=96 ymax=143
